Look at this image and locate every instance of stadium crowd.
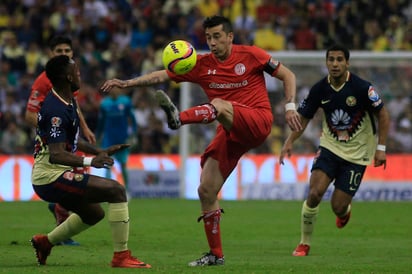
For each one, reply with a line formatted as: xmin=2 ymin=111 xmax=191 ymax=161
xmin=0 ymin=0 xmax=411 ymax=155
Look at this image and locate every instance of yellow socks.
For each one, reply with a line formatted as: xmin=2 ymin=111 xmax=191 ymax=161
xmin=108 ymin=202 xmax=129 ymax=252
xmin=48 ymin=213 xmax=90 ymax=245
xmin=300 ymin=200 xmax=319 ymax=245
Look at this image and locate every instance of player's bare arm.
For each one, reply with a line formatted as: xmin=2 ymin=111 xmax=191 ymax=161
xmin=279 ymin=116 xmax=309 ymax=165
xmin=374 ymin=105 xmax=390 ymax=169
xmin=75 ymin=101 xmax=96 ymax=144
xmin=25 ymin=110 xmax=38 ymax=128
xmin=49 ymin=142 xmax=114 ymax=168
xmin=101 ymin=70 xmax=170 ymax=92
xmin=274 ymin=65 xmax=302 ymax=131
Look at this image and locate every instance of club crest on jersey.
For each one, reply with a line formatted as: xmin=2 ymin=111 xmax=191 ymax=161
xmin=234 ymin=63 xmax=246 ymax=75
xmin=63 ymin=171 xmax=74 ymax=180
xmin=74 ymin=174 xmax=84 ymax=182
xmin=346 ymin=96 xmax=356 ymax=106
xmin=51 ymin=116 xmax=62 ymax=127
xmin=368 ymin=86 xmax=380 ymax=102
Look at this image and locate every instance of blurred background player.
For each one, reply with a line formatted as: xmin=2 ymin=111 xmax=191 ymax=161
xmin=25 ymin=35 xmax=96 ymax=245
xmin=30 ymin=55 xmax=150 ymax=268
xmin=95 ymin=87 xmax=137 ymax=197
xmin=280 ymin=44 xmax=390 ymax=256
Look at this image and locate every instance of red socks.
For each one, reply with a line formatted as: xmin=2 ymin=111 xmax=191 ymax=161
xmin=179 ymin=103 xmax=217 ymax=125
xmin=201 ymin=209 xmax=223 ymax=258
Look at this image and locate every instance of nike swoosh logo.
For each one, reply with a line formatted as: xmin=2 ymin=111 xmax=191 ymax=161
xmin=321 ymin=99 xmax=331 ymax=104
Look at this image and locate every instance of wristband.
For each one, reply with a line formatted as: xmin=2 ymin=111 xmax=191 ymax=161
xmin=376 ymin=144 xmax=386 ymax=152
xmin=83 ymin=157 xmax=93 ymax=166
xmin=285 ymin=102 xmax=296 ymax=111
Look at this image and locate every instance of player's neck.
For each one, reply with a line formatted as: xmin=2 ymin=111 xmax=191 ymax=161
xmin=328 ymin=71 xmax=349 ymax=89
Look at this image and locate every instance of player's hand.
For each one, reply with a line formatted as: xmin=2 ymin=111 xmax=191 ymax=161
xmin=100 ymin=78 xmax=128 ymax=92
xmin=105 ymin=144 xmax=130 ymax=156
xmin=285 ymin=110 xmax=302 ymax=131
xmin=92 ymin=152 xmax=114 ymax=169
xmin=374 ymin=150 xmax=386 ymax=169
xmin=279 ymin=142 xmax=293 ymax=165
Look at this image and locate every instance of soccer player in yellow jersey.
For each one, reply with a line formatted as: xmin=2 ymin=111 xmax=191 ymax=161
xmin=280 ymin=44 xmax=390 ymax=256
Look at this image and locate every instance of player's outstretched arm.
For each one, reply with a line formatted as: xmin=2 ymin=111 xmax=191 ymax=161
xmin=274 ymin=65 xmax=302 ymax=131
xmin=279 ymin=116 xmax=309 ymax=165
xmin=75 ymin=100 xmax=96 ymax=144
xmin=49 ymin=142 xmax=112 ymax=168
xmin=104 ymin=144 xmax=130 ymax=156
xmin=374 ymin=105 xmax=390 ymax=169
xmin=25 ymin=110 xmax=38 ymax=128
xmin=101 ymin=70 xmax=170 ymax=92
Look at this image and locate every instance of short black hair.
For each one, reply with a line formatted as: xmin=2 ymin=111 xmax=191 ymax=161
xmin=48 ymin=35 xmax=72 ymax=51
xmin=203 ymin=15 xmax=233 ymax=33
xmin=45 ymin=55 xmax=72 ymax=85
xmin=326 ymin=44 xmax=350 ymax=60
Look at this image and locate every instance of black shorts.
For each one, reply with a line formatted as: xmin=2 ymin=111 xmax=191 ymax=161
xmin=33 ymin=171 xmax=90 ymax=206
xmin=311 ymin=147 xmax=366 ymax=196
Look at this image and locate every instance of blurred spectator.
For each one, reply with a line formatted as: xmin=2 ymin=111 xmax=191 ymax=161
xmin=0 ymin=4 xmax=11 ymax=31
xmin=130 ymin=19 xmax=153 ymax=50
xmin=197 ymin=0 xmax=220 ymax=18
xmin=385 ymin=15 xmax=405 ymax=50
xmin=83 ymin=0 xmax=109 ymax=26
xmin=233 ymin=4 xmax=256 ymax=45
xmin=400 ymin=22 xmax=412 ymax=50
xmin=1 ymin=31 xmax=26 ymax=77
xmin=254 ymin=20 xmax=286 ymax=51
xmin=292 ymin=18 xmax=317 ymax=50
xmin=0 ymin=120 xmax=29 ymax=154
xmin=256 ymin=0 xmax=277 ymax=25
xmin=25 ymin=41 xmax=43 ymax=75
xmin=392 ymin=113 xmax=412 ymax=152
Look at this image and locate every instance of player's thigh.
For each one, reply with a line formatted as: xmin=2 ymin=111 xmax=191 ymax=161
xmin=308 ymin=169 xmax=332 ymax=201
xmin=85 ymin=175 xmax=126 ymax=203
xmin=211 ymin=98 xmax=234 ymax=129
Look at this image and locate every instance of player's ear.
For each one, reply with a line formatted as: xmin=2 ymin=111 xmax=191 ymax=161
xmin=66 ymin=74 xmax=73 ymax=82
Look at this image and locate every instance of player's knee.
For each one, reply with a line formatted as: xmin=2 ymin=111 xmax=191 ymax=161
xmin=82 ymin=208 xmax=105 ymax=225
xmin=197 ymin=184 xmax=213 ymax=201
xmin=109 ymin=182 xmax=127 ymax=202
xmin=331 ymin=202 xmax=348 ymax=216
xmin=307 ymin=189 xmax=323 ymax=205
xmin=210 ymin=98 xmax=227 ymax=116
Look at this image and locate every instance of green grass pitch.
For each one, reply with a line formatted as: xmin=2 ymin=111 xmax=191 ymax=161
xmin=0 ymin=199 xmax=410 ymax=273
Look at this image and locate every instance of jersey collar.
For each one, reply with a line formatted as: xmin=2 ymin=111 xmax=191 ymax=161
xmin=51 ymin=88 xmax=72 ymax=105
xmin=327 ymin=71 xmax=350 ymax=92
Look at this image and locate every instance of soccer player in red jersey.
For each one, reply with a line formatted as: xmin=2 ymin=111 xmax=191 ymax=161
xmin=101 ymin=15 xmax=302 ymax=266
xmin=25 ymin=35 xmax=96 ymax=245
xmin=279 ymin=44 xmax=390 ymax=256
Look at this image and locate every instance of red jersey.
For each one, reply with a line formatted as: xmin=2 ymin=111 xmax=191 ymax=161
xmin=168 ymin=44 xmax=278 ymax=111
xmin=26 ymin=71 xmax=79 ymax=113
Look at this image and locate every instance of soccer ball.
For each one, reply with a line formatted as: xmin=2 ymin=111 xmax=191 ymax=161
xmin=162 ymin=40 xmax=197 ymax=75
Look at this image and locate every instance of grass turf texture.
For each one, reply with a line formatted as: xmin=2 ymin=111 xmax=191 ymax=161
xmin=0 ymin=199 xmax=410 ymax=274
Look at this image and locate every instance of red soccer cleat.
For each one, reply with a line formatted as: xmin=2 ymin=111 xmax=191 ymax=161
xmin=336 ymin=204 xmax=352 ymax=229
xmin=31 ymin=235 xmax=53 ymax=265
xmin=111 ymin=250 xmax=151 ymax=268
xmin=292 ymin=244 xmax=310 ymax=256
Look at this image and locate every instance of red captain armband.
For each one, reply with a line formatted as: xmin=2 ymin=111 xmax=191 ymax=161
xmin=264 ymin=58 xmax=281 ymax=75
